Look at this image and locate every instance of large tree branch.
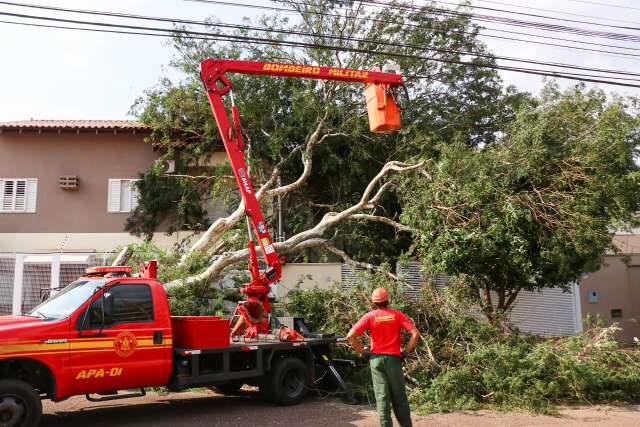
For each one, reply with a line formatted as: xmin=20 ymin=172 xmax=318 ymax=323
xmin=319 ymin=241 xmax=399 ymax=281
xmin=349 ymin=214 xmax=415 ymax=234
xmin=180 ymin=202 xmax=246 ymax=263
xmin=171 ymin=160 xmax=423 ymax=287
xmin=264 ymin=132 xmax=347 ymax=198
xmin=111 ymin=246 xmax=131 ymax=266
xmin=180 ymin=107 xmax=338 ymax=262
xmin=166 ymin=237 xmax=329 ymax=288
xmin=275 ymin=161 xmax=423 ymax=250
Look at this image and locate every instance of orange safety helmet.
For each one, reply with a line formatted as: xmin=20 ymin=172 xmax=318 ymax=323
xmin=371 ymin=287 xmax=389 ymax=303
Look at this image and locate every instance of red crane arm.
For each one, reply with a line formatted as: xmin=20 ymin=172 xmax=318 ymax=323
xmin=200 ymin=58 xmax=402 ymax=336
xmin=201 ymin=59 xmax=402 ymax=90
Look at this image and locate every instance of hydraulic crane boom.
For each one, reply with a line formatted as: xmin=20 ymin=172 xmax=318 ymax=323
xmin=200 ymin=58 xmax=403 ymax=337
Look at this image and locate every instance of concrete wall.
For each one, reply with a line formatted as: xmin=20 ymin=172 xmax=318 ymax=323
xmin=0 ymin=232 xmax=200 ymax=252
xmin=276 ymin=263 xmax=342 ymax=299
xmin=580 ymin=252 xmax=640 ymax=342
xmin=0 ymin=130 xmax=158 ymax=233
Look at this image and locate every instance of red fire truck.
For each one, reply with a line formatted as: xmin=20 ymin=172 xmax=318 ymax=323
xmin=0 ymin=263 xmax=340 ymax=427
xmin=0 ymin=59 xmax=402 ymax=426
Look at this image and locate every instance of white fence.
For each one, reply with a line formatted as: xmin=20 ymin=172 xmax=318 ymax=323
xmin=0 ymin=252 xmax=113 ymax=315
xmin=0 ymin=256 xmax=582 ymax=336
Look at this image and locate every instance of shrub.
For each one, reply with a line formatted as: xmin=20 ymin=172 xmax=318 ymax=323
xmin=285 ymin=272 xmax=640 ymax=414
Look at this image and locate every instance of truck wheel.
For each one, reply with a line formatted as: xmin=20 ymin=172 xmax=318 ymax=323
xmin=262 ymin=357 xmax=309 ymax=406
xmin=0 ymin=379 xmax=42 ymax=427
xmin=212 ymin=380 xmax=244 ymax=395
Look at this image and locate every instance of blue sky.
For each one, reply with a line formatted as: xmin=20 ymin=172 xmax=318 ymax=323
xmin=0 ymin=0 xmax=638 ymax=121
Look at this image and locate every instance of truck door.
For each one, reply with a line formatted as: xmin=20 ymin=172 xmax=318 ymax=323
xmin=69 ymin=283 xmax=172 ymax=395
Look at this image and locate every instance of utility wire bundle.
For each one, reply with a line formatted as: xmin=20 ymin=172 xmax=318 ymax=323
xmin=2 ymin=0 xmax=640 ymax=88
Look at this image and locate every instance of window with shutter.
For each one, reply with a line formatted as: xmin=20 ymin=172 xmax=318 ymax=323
xmin=107 ymin=179 xmax=140 ymax=213
xmin=0 ymin=178 xmax=37 ymax=213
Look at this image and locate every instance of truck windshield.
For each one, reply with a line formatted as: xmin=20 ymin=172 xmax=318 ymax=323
xmin=28 ymin=280 xmax=105 ymax=320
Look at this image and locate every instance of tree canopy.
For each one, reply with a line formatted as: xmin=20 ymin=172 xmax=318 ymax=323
xmin=129 ymin=0 xmax=640 ymax=318
xmin=129 ymin=0 xmax=516 ymax=265
xmin=399 ymin=84 xmax=640 ymax=317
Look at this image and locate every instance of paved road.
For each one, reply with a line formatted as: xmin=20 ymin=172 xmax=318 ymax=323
xmin=42 ymin=390 xmax=640 ymax=427
xmin=43 ymin=390 xmax=373 ymax=427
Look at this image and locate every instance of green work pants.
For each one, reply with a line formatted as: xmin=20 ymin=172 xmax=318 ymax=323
xmin=369 ymin=355 xmax=413 ymax=427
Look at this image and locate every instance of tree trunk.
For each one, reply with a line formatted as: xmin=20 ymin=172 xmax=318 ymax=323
xmin=480 ymin=284 xmax=494 ymax=322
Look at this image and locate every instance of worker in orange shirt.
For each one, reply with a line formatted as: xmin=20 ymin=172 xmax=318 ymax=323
xmin=347 ymin=287 xmax=420 ymax=427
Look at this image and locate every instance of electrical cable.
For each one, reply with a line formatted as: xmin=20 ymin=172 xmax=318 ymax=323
xmin=185 ymin=0 xmax=640 ymax=53
xmin=567 ymin=0 xmax=640 ymax=12
xmin=478 ymin=28 xmax=640 ymax=53
xmin=3 ymin=2 xmax=640 ymax=87
xmin=468 ymin=0 xmax=640 ymax=25
xmin=475 ymin=32 xmax=640 ymax=61
xmin=355 ymin=0 xmax=640 ymax=42
xmin=2 ymin=4 xmax=640 ymax=79
xmin=292 ymin=0 xmax=640 ymax=44
xmin=3 ymin=15 xmax=640 ymax=88
xmin=422 ymin=0 xmax=640 ymax=30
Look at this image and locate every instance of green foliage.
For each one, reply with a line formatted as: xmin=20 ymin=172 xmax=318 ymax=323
xmin=285 ymin=277 xmax=640 ymax=414
xmin=400 ymin=84 xmax=640 ymax=316
xmin=118 ymin=242 xmax=223 ymax=315
xmin=167 ymin=283 xmax=225 ymax=316
xmin=118 ymin=242 xmax=209 ymax=283
xmin=285 ymin=268 xmax=409 ymax=334
xmin=416 ymin=326 xmax=640 ymax=414
xmin=125 ymin=163 xmax=210 ymax=239
xmin=130 ymin=0 xmax=521 ymax=266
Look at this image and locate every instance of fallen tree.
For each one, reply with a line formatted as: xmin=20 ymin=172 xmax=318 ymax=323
xmin=130 ymin=1 xmax=640 ymax=322
xmin=286 ymin=276 xmax=640 ymax=414
xmin=166 ymin=160 xmax=422 ymax=288
xmin=130 ymin=1 xmax=512 ymax=289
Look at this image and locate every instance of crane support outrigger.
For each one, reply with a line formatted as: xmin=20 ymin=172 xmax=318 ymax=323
xmin=200 ymin=59 xmax=403 ymax=338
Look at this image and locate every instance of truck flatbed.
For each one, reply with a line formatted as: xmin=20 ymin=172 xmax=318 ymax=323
xmin=171 ymin=335 xmax=337 ymax=390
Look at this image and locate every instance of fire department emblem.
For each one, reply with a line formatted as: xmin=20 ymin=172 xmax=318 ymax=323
xmin=114 ymin=332 xmax=137 ymax=358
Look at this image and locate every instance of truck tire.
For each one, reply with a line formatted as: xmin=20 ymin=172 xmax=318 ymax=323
xmin=212 ymin=380 xmax=244 ymax=395
xmin=262 ymin=357 xmax=309 ymax=406
xmin=0 ymin=379 xmax=42 ymax=427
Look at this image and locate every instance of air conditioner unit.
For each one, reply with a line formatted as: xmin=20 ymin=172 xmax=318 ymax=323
xmin=157 ymin=160 xmax=176 ymax=174
xmin=59 ymin=175 xmax=79 ymax=190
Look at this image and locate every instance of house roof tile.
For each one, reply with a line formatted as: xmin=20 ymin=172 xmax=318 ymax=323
xmin=0 ymin=120 xmax=150 ymax=131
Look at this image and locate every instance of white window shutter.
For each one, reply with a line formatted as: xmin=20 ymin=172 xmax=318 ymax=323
xmin=13 ymin=180 xmax=26 ymax=211
xmin=2 ymin=179 xmax=13 ymax=211
xmin=25 ymin=179 xmax=37 ymax=212
xmin=0 ymin=180 xmax=7 ymax=211
xmin=108 ymin=179 xmax=122 ymax=212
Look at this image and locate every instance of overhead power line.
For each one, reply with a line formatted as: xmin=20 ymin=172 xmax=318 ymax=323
xmin=479 ymin=26 xmax=640 ymax=52
xmin=477 ymin=32 xmax=640 ymax=61
xmin=185 ymin=0 xmax=640 ymax=53
xmin=4 ymin=17 xmax=640 ymax=88
xmin=469 ymin=0 xmax=640 ymax=25
xmin=425 ymin=0 xmax=640 ymax=30
xmin=2 ymin=11 xmax=640 ymax=89
xmin=567 ymin=0 xmax=640 ymax=12
xmin=3 ymin=3 xmax=640 ymax=80
xmin=355 ymin=0 xmax=640 ymax=42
